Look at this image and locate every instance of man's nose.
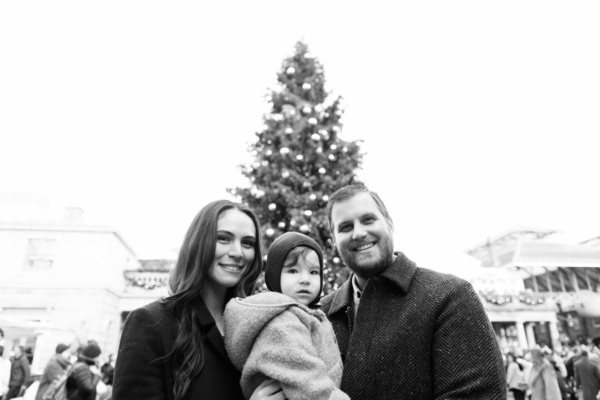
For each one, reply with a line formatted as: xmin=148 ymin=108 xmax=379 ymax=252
xmin=352 ymin=224 xmax=368 ymax=240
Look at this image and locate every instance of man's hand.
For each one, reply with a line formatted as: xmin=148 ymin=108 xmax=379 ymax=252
xmin=89 ymin=365 xmax=101 ymax=375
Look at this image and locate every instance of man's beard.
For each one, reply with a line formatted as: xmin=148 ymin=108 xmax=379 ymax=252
xmin=339 ymin=236 xmax=394 ymax=280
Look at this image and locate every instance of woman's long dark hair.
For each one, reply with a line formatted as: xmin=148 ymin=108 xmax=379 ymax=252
xmin=161 ymin=200 xmax=263 ymax=400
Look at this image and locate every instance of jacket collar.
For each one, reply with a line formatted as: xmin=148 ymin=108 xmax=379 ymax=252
xmin=325 ymin=251 xmax=417 ymax=317
xmin=197 ymin=296 xmax=238 ymax=374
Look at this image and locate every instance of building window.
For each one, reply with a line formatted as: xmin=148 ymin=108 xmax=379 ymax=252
xmin=593 ymin=318 xmax=600 ymax=327
xmin=25 ymin=239 xmax=56 ymax=269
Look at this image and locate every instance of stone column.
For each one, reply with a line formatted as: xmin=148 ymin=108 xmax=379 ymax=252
xmin=516 ymin=321 xmax=529 ymax=352
xmin=548 ymin=321 xmax=563 ymax=353
xmin=525 ymin=323 xmax=537 ymax=349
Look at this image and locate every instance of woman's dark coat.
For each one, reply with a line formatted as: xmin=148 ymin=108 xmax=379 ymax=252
xmin=321 ymin=252 xmax=507 ymax=400
xmin=112 ymin=299 xmax=244 ymax=400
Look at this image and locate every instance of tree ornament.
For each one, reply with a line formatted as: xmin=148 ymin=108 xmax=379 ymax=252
xmin=286 ymin=67 xmax=295 ymax=74
xmin=282 ymin=171 xmax=290 ymax=178
xmin=300 ymin=224 xmax=310 ymax=232
xmin=318 ymin=167 xmax=326 ymax=174
xmin=328 ymin=154 xmax=336 ymax=161
xmin=296 ymin=154 xmax=304 ymax=161
xmin=303 ymin=210 xmax=313 ymax=217
xmin=311 ymin=133 xmax=321 ymax=141
xmin=266 ymin=228 xmax=275 ymax=237
xmin=268 ymin=203 xmax=277 ymax=211
xmin=309 ymin=194 xmax=317 ymax=201
xmin=285 ymin=127 xmax=293 ymax=134
xmin=278 ymin=221 xmax=286 ymax=229
xmin=280 ymin=147 xmax=290 ymax=155
xmin=302 ymin=83 xmax=312 ymax=90
xmin=308 ymin=117 xmax=318 ymax=125
xmin=302 ymin=106 xmax=311 ymax=114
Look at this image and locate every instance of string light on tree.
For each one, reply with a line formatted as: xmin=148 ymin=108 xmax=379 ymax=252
xmin=302 ymin=106 xmax=311 ymax=114
xmin=311 ymin=133 xmax=320 ymax=141
xmin=286 ymin=67 xmax=295 ymax=74
xmin=268 ymin=203 xmax=277 ymax=211
xmin=308 ymin=118 xmax=317 ymax=125
xmin=309 ymin=194 xmax=317 ymax=201
xmin=282 ymin=171 xmax=290 ymax=178
xmin=278 ymin=221 xmax=286 ymax=229
xmin=285 ymin=128 xmax=293 ymax=134
xmin=266 ymin=228 xmax=275 ymax=237
xmin=280 ymin=147 xmax=290 ymax=155
xmin=322 ymin=195 xmax=329 ymax=202
xmin=303 ymin=210 xmax=313 ymax=217
xmin=296 ymin=154 xmax=304 ymax=161
xmin=302 ymin=83 xmax=312 ymax=90
xmin=318 ymin=167 xmax=326 ymax=174
xmin=328 ymin=154 xmax=336 ymax=161
xmin=300 ymin=224 xmax=310 ymax=232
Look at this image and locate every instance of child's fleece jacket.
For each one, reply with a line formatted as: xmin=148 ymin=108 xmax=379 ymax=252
xmin=223 ymin=291 xmax=349 ymax=400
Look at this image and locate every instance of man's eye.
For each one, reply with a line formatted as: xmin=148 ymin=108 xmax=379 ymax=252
xmin=338 ymin=225 xmax=351 ymax=233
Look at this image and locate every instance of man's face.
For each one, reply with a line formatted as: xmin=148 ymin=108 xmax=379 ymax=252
xmin=331 ymin=192 xmax=394 ymax=280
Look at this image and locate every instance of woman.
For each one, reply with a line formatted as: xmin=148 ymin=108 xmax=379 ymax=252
xmin=112 ymin=200 xmax=284 ymax=400
xmin=506 ymin=352 xmax=527 ymax=400
xmin=529 ymin=349 xmax=562 ymax=400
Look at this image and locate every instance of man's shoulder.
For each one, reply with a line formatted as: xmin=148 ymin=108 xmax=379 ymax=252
xmin=412 ymin=266 xmax=471 ymax=293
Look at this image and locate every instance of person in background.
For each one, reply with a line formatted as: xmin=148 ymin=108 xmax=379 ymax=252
xmin=35 ymin=343 xmax=71 ymax=400
xmin=574 ymin=349 xmax=600 ymax=400
xmin=529 ymin=349 xmax=561 ymax=400
xmin=0 ymin=345 xmax=11 ymax=400
xmin=113 ymin=200 xmax=285 ymax=400
xmin=5 ymin=346 xmax=30 ymax=400
xmin=66 ymin=343 xmax=102 ymax=400
xmin=506 ymin=352 xmax=527 ymax=400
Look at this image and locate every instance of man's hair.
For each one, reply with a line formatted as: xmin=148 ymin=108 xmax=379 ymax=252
xmin=325 ymin=184 xmax=394 ymax=236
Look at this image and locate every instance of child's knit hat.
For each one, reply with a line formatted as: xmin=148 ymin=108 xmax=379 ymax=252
xmin=264 ymin=232 xmax=324 ymax=307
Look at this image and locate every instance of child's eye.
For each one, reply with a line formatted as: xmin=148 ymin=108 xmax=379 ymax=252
xmin=310 ymin=270 xmax=320 ymax=275
xmin=286 ymin=268 xmax=298 ymax=274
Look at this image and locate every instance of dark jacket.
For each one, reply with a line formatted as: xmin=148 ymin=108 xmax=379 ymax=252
xmin=321 ymin=252 xmax=507 ymax=400
xmin=35 ymin=354 xmax=70 ymax=400
xmin=9 ymin=354 xmax=30 ymax=388
xmin=112 ymin=299 xmax=244 ymax=400
xmin=574 ymin=356 xmax=600 ymax=400
xmin=66 ymin=361 xmax=100 ymax=400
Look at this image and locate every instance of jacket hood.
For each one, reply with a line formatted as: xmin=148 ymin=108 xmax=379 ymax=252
xmin=224 ymin=291 xmax=319 ymax=371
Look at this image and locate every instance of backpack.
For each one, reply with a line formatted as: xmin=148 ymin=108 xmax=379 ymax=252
xmin=42 ymin=366 xmax=74 ymax=400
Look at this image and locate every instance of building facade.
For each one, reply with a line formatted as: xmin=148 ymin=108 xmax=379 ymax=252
xmin=467 ymin=228 xmax=600 ymax=354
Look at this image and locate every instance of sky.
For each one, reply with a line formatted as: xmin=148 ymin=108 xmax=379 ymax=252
xmin=1 ymin=1 xmax=599 ymax=274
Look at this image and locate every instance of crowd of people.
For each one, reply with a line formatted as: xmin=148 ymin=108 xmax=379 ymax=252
xmin=504 ymin=342 xmax=600 ymax=400
xmin=0 ymin=333 xmax=115 ymax=400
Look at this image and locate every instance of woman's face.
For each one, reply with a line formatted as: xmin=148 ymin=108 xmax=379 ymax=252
xmin=206 ymin=208 xmax=257 ymax=290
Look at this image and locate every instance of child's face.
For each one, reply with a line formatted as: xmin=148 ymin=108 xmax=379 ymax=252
xmin=280 ymin=249 xmax=321 ymax=305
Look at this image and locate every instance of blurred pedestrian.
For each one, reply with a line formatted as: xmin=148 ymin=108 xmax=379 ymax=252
xmin=34 ymin=343 xmax=71 ymax=400
xmin=66 ymin=343 xmax=102 ymax=400
xmin=0 ymin=345 xmax=11 ymax=399
xmin=5 ymin=346 xmax=30 ymax=400
xmin=506 ymin=352 xmax=527 ymax=400
xmin=574 ymin=349 xmax=600 ymax=400
xmin=529 ymin=348 xmax=561 ymax=400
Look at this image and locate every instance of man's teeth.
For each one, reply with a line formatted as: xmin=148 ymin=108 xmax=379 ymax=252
xmin=356 ymin=243 xmax=375 ymax=251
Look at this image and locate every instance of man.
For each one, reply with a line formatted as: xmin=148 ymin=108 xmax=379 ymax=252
xmin=574 ymin=349 xmax=600 ymax=400
xmin=6 ymin=346 xmax=30 ymax=400
xmin=35 ymin=343 xmax=71 ymax=400
xmin=321 ymin=185 xmax=506 ymax=399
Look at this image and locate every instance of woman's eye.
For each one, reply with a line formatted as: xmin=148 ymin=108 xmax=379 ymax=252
xmin=218 ymin=235 xmax=230 ymax=242
xmin=242 ymin=240 xmax=255 ymax=248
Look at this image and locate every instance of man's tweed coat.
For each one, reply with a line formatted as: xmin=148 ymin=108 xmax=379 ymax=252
xmin=321 ymin=252 xmax=507 ymax=400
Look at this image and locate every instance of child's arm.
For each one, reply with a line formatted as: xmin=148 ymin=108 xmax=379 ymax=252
xmin=242 ymin=311 xmax=349 ymax=400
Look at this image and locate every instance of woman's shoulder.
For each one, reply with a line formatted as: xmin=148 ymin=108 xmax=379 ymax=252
xmin=126 ymin=299 xmax=176 ymax=327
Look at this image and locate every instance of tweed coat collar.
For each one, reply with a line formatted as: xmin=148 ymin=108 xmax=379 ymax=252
xmin=324 ymin=251 xmax=418 ymax=316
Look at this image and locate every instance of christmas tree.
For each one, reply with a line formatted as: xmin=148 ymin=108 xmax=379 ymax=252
xmin=228 ymin=41 xmax=363 ymax=294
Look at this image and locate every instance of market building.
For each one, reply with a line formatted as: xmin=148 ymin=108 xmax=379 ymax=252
xmin=467 ymin=227 xmax=600 ymax=354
